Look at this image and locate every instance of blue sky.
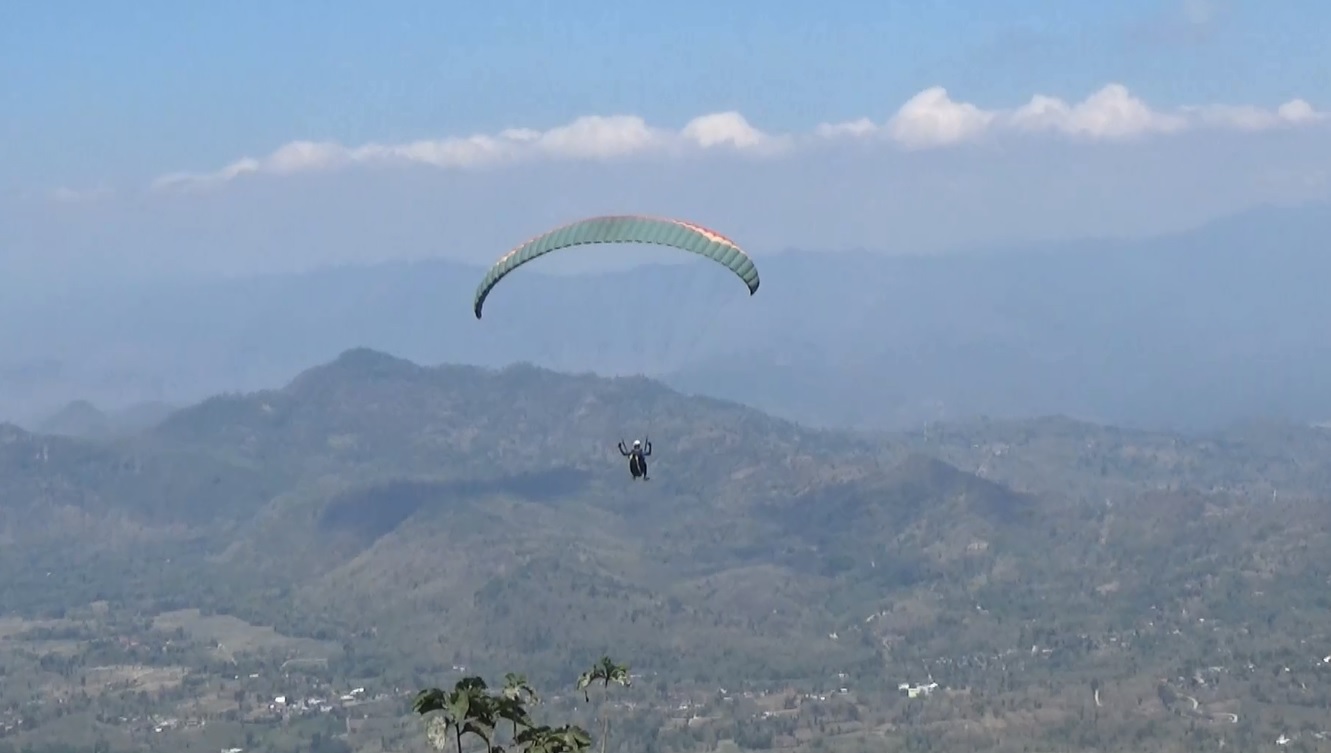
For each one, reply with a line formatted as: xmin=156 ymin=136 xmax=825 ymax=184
xmin=4 ymin=0 xmax=1325 ymax=184
xmin=2 ymin=0 xmax=1329 ymax=288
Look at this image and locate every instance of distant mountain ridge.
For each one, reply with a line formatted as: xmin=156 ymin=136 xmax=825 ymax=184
xmin=3 ymin=202 xmax=1331 ymax=432
xmin=36 ymin=398 xmax=176 ymax=439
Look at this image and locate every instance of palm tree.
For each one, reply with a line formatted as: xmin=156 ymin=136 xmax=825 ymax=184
xmin=518 ymin=724 xmax=593 ymax=753
xmin=576 ymin=657 xmax=631 ymax=753
xmin=414 ymin=677 xmax=498 ymax=753
xmin=416 ymin=668 xmax=609 ymax=753
xmin=576 ymin=657 xmax=631 ymax=702
xmin=497 ymin=673 xmax=539 ymax=742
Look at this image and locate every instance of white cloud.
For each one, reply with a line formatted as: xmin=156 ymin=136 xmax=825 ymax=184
xmin=818 ymin=83 xmax=1325 ymax=149
xmin=48 ymin=184 xmax=114 ymax=203
xmin=887 ymin=87 xmax=998 ymax=149
xmin=152 ymin=112 xmax=786 ymax=191
xmin=681 ymin=111 xmax=788 ymax=154
xmin=151 ymin=83 xmax=1327 ymax=190
xmin=1184 ymin=99 xmax=1323 ymax=131
xmin=1007 ymin=85 xmax=1188 ymax=139
xmin=814 ymin=118 xmax=877 ymax=139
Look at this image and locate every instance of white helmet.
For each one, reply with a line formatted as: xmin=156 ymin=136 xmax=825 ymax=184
xmin=633 ymin=439 xmax=641 ymax=447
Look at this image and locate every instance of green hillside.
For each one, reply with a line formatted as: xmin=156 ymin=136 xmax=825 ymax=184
xmin=0 ymin=349 xmax=1329 ymax=752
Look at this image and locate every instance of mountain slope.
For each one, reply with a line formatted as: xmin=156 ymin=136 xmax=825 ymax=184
xmin=2 ymin=350 xmax=1329 ymax=687
xmin=2 ymin=350 xmax=1331 ymax=750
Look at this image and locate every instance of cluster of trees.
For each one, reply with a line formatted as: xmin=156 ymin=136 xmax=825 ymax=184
xmin=414 ymin=657 xmax=630 ymax=753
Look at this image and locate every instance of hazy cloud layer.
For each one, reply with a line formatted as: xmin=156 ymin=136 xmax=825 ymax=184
xmin=150 ymin=83 xmax=1325 ymax=189
xmin=7 ymin=77 xmax=1329 ymax=302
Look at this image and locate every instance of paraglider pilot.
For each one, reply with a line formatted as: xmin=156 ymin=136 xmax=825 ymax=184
xmin=618 ymin=438 xmax=651 ymax=480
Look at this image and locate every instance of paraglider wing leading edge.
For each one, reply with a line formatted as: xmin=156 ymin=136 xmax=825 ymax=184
xmin=472 ymin=215 xmax=760 ymax=319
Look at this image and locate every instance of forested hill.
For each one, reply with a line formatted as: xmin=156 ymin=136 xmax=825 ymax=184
xmin=1 ymin=349 xmax=1330 ymax=751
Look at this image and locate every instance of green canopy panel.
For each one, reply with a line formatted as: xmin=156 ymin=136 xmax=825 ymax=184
xmin=473 ymin=215 xmax=760 ymax=319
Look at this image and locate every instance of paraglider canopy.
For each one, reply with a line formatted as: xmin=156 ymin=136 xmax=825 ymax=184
xmin=472 ymin=214 xmax=760 ymax=319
